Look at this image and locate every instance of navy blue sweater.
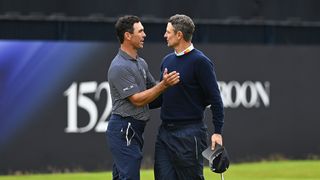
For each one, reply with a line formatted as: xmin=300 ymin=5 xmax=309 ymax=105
xmin=153 ymin=48 xmax=224 ymax=134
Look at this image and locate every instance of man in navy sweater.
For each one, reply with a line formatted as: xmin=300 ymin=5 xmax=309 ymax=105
xmin=153 ymin=14 xmax=225 ymax=180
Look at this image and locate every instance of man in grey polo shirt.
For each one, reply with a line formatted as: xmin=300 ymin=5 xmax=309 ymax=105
xmin=106 ymin=15 xmax=180 ymax=180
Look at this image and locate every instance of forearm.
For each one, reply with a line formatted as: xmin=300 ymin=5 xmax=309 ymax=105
xmin=129 ymin=81 xmax=167 ymax=107
xmin=211 ymin=101 xmax=224 ymax=134
xmin=208 ymin=84 xmax=224 ymax=134
xmin=129 ymin=69 xmax=179 ymax=107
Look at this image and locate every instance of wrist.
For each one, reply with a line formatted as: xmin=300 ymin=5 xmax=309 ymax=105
xmin=159 ymin=80 xmax=169 ymax=89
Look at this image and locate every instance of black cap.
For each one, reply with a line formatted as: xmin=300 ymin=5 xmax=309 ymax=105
xmin=202 ymin=144 xmax=230 ymax=173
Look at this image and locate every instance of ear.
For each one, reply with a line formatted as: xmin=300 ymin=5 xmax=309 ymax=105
xmin=177 ymin=31 xmax=183 ymax=40
xmin=124 ymin=32 xmax=132 ymax=41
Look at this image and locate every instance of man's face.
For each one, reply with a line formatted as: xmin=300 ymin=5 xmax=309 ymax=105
xmin=130 ymin=22 xmax=146 ymax=49
xmin=164 ymin=23 xmax=179 ymax=48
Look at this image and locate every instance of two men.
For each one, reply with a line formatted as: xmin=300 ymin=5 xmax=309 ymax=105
xmin=107 ymin=15 xmax=179 ymax=180
xmin=107 ymin=14 xmax=224 ymax=180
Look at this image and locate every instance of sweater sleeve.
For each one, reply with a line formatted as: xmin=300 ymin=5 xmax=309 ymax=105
xmin=195 ymin=57 xmax=224 ymax=134
xmin=149 ymin=94 xmax=162 ymax=109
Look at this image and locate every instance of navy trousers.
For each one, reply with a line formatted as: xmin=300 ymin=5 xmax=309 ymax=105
xmin=106 ymin=114 xmax=146 ymax=180
xmin=154 ymin=122 xmax=208 ymax=180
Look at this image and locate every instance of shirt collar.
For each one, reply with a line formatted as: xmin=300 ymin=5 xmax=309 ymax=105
xmin=175 ymin=44 xmax=194 ymax=56
xmin=118 ymin=49 xmax=138 ymax=61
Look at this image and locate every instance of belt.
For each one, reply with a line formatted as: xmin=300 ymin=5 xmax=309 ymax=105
xmin=162 ymin=120 xmax=202 ymax=128
xmin=110 ymin=114 xmax=146 ymax=132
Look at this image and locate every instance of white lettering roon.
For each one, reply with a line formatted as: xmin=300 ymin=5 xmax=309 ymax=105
xmin=218 ymin=81 xmax=270 ymax=108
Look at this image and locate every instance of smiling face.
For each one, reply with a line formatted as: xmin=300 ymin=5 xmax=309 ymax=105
xmin=164 ymin=22 xmax=180 ymax=48
xmin=129 ymin=22 xmax=146 ymax=49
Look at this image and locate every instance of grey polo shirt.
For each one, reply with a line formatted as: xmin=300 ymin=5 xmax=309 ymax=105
xmin=108 ymin=49 xmax=156 ymax=121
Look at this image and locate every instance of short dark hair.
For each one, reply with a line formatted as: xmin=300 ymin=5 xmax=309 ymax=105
xmin=168 ymin=14 xmax=195 ymax=41
xmin=115 ymin=15 xmax=141 ymax=43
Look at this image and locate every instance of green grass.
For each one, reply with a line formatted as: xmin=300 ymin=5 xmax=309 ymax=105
xmin=0 ymin=160 xmax=319 ymax=180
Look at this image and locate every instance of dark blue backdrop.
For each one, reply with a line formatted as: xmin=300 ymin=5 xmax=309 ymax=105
xmin=0 ymin=41 xmax=319 ymax=174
